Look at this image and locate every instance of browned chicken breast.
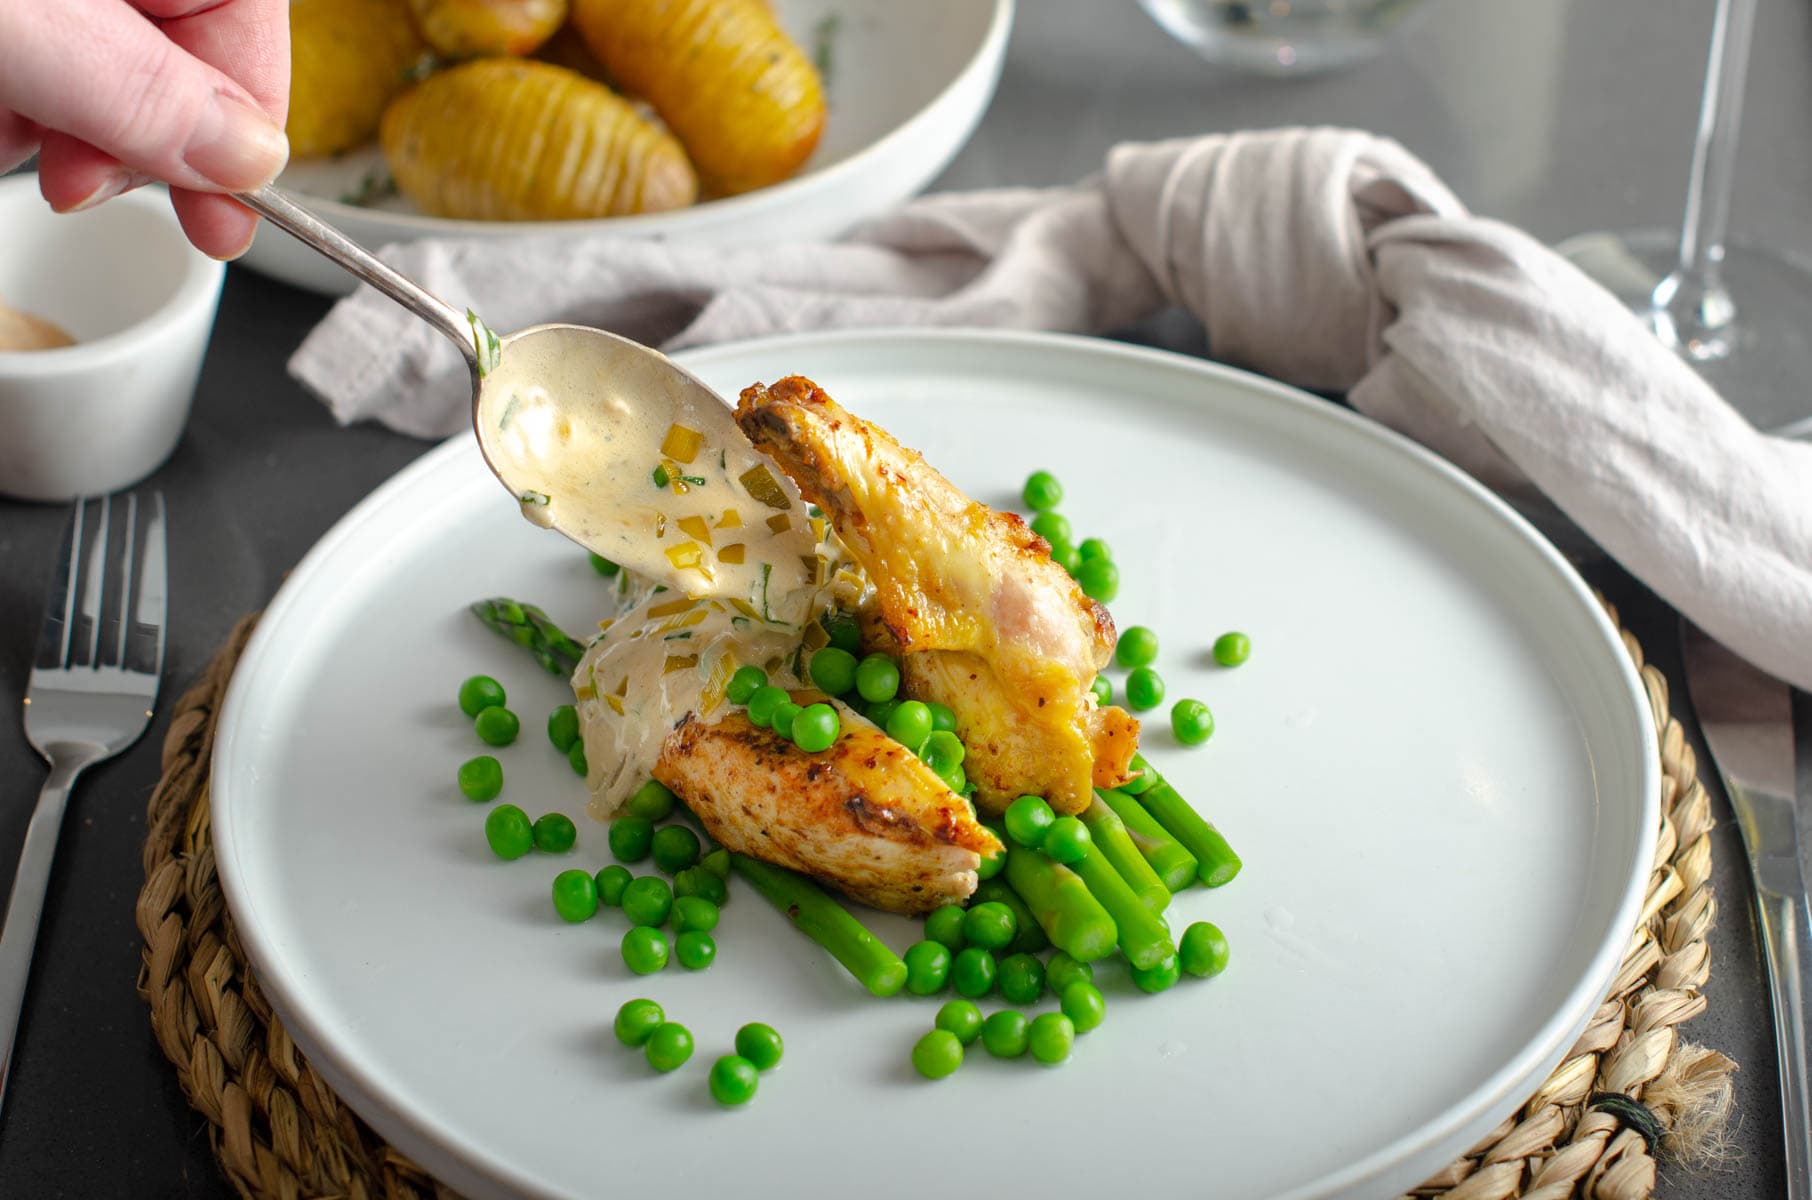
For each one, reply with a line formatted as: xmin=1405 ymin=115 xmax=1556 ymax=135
xmin=655 ymin=699 xmax=1002 ymax=914
xmin=735 ymin=377 xmax=1139 ymax=816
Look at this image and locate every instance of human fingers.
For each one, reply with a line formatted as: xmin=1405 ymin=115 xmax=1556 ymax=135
xmin=132 ymin=0 xmax=289 ymax=125
xmin=0 ymin=109 xmax=43 ymax=174
xmin=0 ymin=0 xmax=287 ymax=209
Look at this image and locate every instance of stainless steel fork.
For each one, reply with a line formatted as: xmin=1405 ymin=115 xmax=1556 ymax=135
xmin=0 ymin=492 xmax=167 ymax=1113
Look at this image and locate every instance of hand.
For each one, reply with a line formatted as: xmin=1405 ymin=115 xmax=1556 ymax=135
xmin=0 ymin=0 xmax=290 ymax=260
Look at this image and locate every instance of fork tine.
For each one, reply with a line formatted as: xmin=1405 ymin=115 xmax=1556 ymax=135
xmin=99 ymin=492 xmax=135 ymax=669
xmin=126 ymin=491 xmax=167 ymax=678
xmin=32 ymin=498 xmax=84 ymax=671
xmin=72 ymin=493 xmax=109 ymax=669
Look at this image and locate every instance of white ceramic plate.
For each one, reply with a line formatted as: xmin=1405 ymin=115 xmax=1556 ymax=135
xmin=213 ymin=331 xmax=1657 ymax=1200
xmin=246 ymin=0 xmax=1013 ymax=294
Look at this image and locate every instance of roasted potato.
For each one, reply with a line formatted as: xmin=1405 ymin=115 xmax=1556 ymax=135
xmin=570 ymin=0 xmax=825 ymax=195
xmin=287 ymin=0 xmax=429 ymax=158
xmin=407 ymin=0 xmax=569 ymax=59
xmin=380 ymin=60 xmax=697 ymax=219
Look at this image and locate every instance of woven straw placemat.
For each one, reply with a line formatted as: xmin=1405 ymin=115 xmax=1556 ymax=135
xmin=135 ymin=602 xmax=1734 ymax=1200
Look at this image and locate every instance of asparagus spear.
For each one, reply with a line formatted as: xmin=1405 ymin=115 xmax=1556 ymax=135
xmin=1095 ymin=787 xmax=1198 ymax=892
xmin=1004 ymin=844 xmax=1117 ymax=962
xmin=1140 ymin=780 xmax=1242 ymax=887
xmin=1080 ymin=798 xmax=1171 ymax=913
xmin=1068 ymin=844 xmax=1175 ymax=971
xmin=469 ymin=597 xmax=588 ymax=677
xmin=1118 ymin=751 xmax=1160 ymax=795
xmin=729 ymin=854 xmax=907 ymax=997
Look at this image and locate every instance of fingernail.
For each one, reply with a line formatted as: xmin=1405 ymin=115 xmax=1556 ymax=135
xmin=183 ymin=90 xmax=289 ymax=190
xmin=59 ymin=169 xmax=133 ymax=213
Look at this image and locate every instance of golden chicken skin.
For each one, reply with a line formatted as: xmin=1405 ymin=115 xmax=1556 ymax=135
xmin=735 ymin=377 xmax=1140 ymax=816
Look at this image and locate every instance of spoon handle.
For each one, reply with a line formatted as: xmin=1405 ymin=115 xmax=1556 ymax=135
xmin=238 ymin=185 xmax=478 ymax=370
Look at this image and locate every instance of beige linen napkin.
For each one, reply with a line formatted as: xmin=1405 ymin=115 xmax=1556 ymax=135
xmin=290 ymin=127 xmax=1812 ymax=691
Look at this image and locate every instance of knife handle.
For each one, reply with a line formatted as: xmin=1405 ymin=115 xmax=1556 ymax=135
xmin=1751 ymin=874 xmax=1812 ymax=1198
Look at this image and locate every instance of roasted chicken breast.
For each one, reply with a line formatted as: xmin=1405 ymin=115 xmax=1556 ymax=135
xmin=655 ymin=699 xmax=1001 ymax=914
xmin=735 ymin=376 xmax=1139 ymax=815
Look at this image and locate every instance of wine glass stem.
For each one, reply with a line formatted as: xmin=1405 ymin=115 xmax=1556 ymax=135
xmin=1654 ymin=0 xmax=1757 ymax=358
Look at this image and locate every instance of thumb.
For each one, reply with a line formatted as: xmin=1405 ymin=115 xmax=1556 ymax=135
xmin=0 ymin=0 xmax=287 ymax=200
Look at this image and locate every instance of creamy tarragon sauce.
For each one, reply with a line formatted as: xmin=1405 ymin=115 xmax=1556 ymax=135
xmin=480 ymin=337 xmax=865 ymax=819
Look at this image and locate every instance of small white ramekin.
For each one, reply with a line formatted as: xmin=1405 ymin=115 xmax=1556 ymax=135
xmin=0 ymin=174 xmax=225 ymax=501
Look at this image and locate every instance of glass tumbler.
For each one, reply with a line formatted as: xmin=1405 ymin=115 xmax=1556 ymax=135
xmin=1139 ymin=0 xmax=1427 ymax=75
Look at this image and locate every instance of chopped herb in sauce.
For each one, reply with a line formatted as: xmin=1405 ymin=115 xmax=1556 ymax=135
xmin=468 ymin=310 xmax=501 ymax=377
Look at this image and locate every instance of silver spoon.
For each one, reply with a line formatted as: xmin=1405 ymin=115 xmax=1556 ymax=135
xmin=239 ymin=185 xmax=815 ymax=601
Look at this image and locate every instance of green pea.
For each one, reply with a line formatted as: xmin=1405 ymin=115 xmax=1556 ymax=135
xmin=903 ymin=940 xmax=952 ymax=996
xmin=976 ymin=839 xmax=1007 ymax=881
xmin=791 ymin=703 xmax=840 ymax=752
xmin=807 ymin=647 xmax=859 ymax=696
xmin=457 ymin=755 xmax=502 ymax=802
xmin=643 ymin=1020 xmax=692 ymax=1071
xmin=1060 ymin=981 xmax=1106 ymax=1033
xmin=726 ymin=665 xmax=768 ymax=705
xmin=1022 ymin=470 xmax=1063 ymax=511
xmin=821 ymin=613 xmax=862 ymax=654
xmin=625 ymin=779 xmax=676 ymax=821
xmin=950 ymin=947 xmax=997 ymax=998
xmin=962 ymin=902 xmax=1016 ymax=952
xmin=735 ymin=1023 xmax=784 ymax=1071
xmin=673 ymin=895 xmax=720 ymax=933
xmin=1090 ymin=676 xmax=1112 ymax=706
xmin=919 ymin=730 xmax=965 ymax=774
xmin=567 ymin=740 xmax=588 ymax=777
xmin=1030 ymin=511 xmax=1072 ymax=546
xmin=934 ymin=999 xmax=983 ymax=1045
xmin=595 ymin=865 xmax=632 ymax=906
xmin=1028 ymin=1012 xmax=1075 ymax=1065
xmin=621 ymin=926 xmax=669 ymax=976
xmin=1042 ymin=816 xmax=1091 ymax=864
xmin=1131 ymin=953 xmax=1182 ymax=994
xmin=768 ymin=701 xmax=804 ymax=737
xmin=854 ymin=654 xmax=900 ymax=704
xmin=1003 ymin=795 xmax=1055 ymax=848
xmin=910 ymin=1029 xmax=963 ymax=1080
xmin=622 ymin=876 xmax=674 ymax=927
xmin=613 ymin=998 xmax=663 ymax=1046
xmin=746 ymin=685 xmax=790 ymax=728
xmin=996 ymin=953 xmax=1045 ymax=1005
xmin=708 ymin=1055 xmax=759 ymax=1105
xmin=1052 ymin=542 xmax=1083 ymax=575
xmin=457 ymin=675 xmax=505 ymax=718
xmin=589 ymin=552 xmax=620 ymax=577
xmin=1045 ymin=951 xmax=1094 ymax=995
xmin=1115 ymin=625 xmax=1159 ymax=668
xmin=884 ymin=701 xmax=933 ymax=751
xmin=936 ymin=761 xmax=968 ymax=797
xmin=675 ymin=930 xmax=716 ymax=970
xmin=651 ymin=824 xmax=701 ymax=874
xmin=546 ymin=704 xmax=580 ymax=752
xmin=609 ymin=816 xmax=654 ymax=863
xmin=1078 ymin=537 xmax=1112 ymax=562
xmin=981 ymin=1010 xmax=1029 ymax=1058
xmin=674 ymin=865 xmax=729 ymax=906
xmin=1076 ymin=558 xmax=1120 ymax=603
xmin=532 ymin=812 xmax=576 ymax=853
xmin=1180 ymin=921 xmax=1231 ymax=978
xmin=923 ymin=904 xmax=966 ymax=952
xmin=550 ymin=868 xmax=598 ymax=923
xmin=700 ymin=847 xmax=731 ymax=879
xmin=1213 ymin=631 xmax=1251 ymax=667
xmin=1171 ymin=699 xmax=1214 ymax=746
xmin=473 ymin=705 xmax=520 ymax=747
xmin=1125 ymin=666 xmax=1165 ymax=712
xmin=864 ymin=699 xmax=902 ymax=730
xmin=928 ymin=703 xmax=958 ymax=733
xmin=483 ymin=804 xmax=533 ymax=860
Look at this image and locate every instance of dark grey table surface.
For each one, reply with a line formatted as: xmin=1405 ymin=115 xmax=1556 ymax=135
xmin=1 ymin=1 xmax=1805 ymax=1196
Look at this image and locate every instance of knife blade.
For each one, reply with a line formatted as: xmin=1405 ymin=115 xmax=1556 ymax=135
xmin=1681 ymin=620 xmax=1811 ymax=1198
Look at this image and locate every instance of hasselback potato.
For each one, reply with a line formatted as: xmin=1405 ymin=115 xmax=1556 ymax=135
xmin=379 ymin=59 xmax=698 ymax=219
xmin=287 ymin=0 xmax=428 ymax=158
xmin=407 ymin=0 xmax=570 ymax=59
xmin=570 ymin=0 xmax=825 ymax=195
